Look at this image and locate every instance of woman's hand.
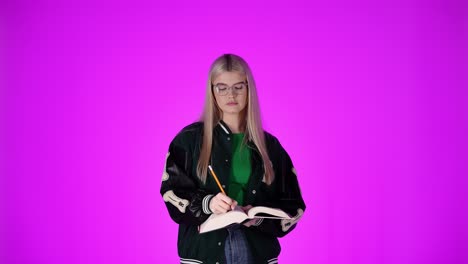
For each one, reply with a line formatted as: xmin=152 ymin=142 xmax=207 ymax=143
xmin=241 ymin=205 xmax=259 ymax=227
xmin=209 ymin=193 xmax=238 ymax=214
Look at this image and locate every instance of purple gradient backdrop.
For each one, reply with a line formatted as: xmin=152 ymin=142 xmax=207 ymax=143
xmin=4 ymin=0 xmax=468 ymax=263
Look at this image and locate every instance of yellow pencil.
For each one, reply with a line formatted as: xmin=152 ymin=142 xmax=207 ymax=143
xmin=208 ymin=165 xmax=226 ymax=195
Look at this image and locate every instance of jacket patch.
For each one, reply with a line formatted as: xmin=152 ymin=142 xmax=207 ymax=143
xmin=281 ymin=208 xmax=304 ymax=232
xmin=292 ymin=167 xmax=297 ymax=176
xmin=162 ymin=152 xmax=170 ymax=181
xmin=163 ymin=190 xmax=189 ymax=213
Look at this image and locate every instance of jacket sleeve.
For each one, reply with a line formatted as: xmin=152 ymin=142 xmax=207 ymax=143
xmin=253 ymin=141 xmax=306 ymax=237
xmin=160 ymin=133 xmax=214 ymax=226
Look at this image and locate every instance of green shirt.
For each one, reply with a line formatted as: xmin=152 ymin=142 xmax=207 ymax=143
xmin=228 ymin=133 xmax=251 ymax=206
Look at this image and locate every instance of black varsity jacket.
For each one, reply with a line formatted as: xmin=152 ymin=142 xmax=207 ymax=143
xmin=161 ymin=120 xmax=306 ymax=264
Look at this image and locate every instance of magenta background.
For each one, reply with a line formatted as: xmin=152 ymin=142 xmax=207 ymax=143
xmin=4 ymin=0 xmax=468 ymax=263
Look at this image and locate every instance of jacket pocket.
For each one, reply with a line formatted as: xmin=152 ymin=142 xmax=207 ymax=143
xmin=178 ymin=224 xmax=225 ymax=261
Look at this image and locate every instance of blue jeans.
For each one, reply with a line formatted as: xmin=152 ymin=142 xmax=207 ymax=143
xmin=224 ymin=224 xmax=254 ymax=264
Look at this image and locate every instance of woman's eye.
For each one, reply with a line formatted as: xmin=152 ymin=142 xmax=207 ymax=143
xmin=218 ymin=86 xmax=227 ymax=91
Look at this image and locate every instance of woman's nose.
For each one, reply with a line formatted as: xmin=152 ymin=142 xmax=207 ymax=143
xmin=227 ymin=88 xmax=236 ymax=97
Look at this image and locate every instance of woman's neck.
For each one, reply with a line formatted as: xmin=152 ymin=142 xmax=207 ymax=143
xmin=222 ymin=115 xmax=245 ymax=133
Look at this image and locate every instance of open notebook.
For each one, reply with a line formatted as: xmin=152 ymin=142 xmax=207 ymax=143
xmin=199 ymin=205 xmax=291 ymax=233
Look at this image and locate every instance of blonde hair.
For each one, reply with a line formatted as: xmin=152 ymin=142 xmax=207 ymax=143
xmin=196 ymin=54 xmax=274 ymax=185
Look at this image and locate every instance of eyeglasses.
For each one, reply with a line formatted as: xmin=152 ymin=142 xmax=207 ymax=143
xmin=213 ymin=82 xmax=248 ymax=96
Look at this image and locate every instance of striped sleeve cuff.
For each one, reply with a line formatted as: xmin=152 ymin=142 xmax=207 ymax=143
xmin=252 ymin=218 xmax=263 ymax=226
xmin=202 ymin=194 xmax=214 ymax=215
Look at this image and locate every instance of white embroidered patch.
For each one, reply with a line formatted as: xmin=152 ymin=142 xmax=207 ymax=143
xmin=162 ymin=152 xmax=170 ymax=181
xmin=281 ymin=208 xmax=304 ymax=232
xmin=163 ymin=190 xmax=189 ymax=213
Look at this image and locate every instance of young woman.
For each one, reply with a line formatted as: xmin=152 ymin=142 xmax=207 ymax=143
xmin=161 ymin=54 xmax=306 ymax=264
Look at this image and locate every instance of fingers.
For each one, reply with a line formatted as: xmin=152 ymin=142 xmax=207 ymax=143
xmin=231 ymin=200 xmax=238 ymax=210
xmin=218 ymin=193 xmax=234 ymax=205
xmin=242 ymin=219 xmax=257 ymax=227
xmin=213 ymin=200 xmax=230 ymax=213
xmin=209 ymin=193 xmax=237 ymax=214
xmin=241 ymin=205 xmax=253 ymax=212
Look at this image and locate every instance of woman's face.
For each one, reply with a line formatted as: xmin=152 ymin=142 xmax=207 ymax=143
xmin=212 ymin=71 xmax=248 ymax=118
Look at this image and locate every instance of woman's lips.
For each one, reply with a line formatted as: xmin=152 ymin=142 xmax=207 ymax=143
xmin=227 ymin=102 xmax=238 ymax=105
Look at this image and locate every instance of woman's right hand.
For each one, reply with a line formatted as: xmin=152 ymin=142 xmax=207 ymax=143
xmin=209 ymin=193 xmax=237 ymax=214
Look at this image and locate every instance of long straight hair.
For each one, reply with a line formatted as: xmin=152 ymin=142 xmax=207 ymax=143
xmin=196 ymin=54 xmax=274 ymax=185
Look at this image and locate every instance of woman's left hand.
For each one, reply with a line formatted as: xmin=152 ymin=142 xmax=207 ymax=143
xmin=241 ymin=205 xmax=258 ymax=227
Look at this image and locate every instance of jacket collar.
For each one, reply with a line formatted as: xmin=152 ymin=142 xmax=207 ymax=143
xmin=216 ymin=119 xmax=232 ymax=135
xmin=215 ymin=119 xmax=257 ymax=147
